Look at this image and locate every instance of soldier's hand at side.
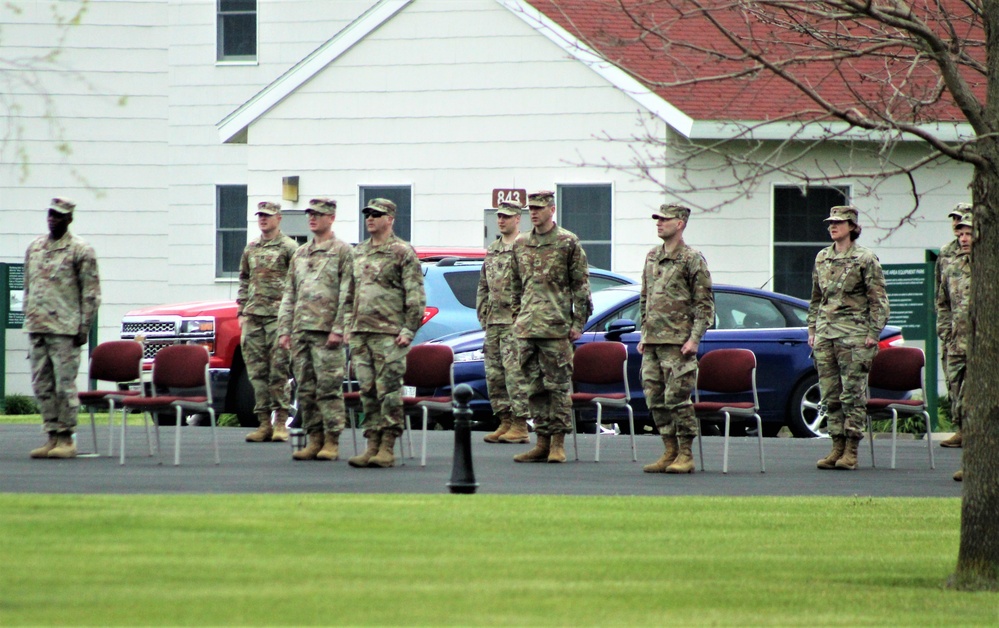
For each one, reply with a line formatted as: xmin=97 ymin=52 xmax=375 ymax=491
xmin=73 ymin=332 xmax=89 ymax=347
xmin=278 ymin=334 xmax=291 ymax=350
xmin=326 ymin=332 xmax=343 ymax=349
xmin=865 ymin=336 xmax=877 ymax=348
xmin=807 ymin=333 xmax=815 ymax=348
xmin=637 ymin=342 xmax=644 ymax=355
xmin=680 ymin=339 xmax=698 ymax=358
xmin=395 ymin=334 xmax=411 ymax=347
xmin=569 ymin=329 xmax=582 ymax=342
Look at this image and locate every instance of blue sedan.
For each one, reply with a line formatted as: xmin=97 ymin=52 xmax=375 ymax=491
xmin=430 ymin=284 xmax=904 ymax=437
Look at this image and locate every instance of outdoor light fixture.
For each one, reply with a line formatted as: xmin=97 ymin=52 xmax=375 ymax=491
xmin=282 ymin=176 xmax=299 ymax=202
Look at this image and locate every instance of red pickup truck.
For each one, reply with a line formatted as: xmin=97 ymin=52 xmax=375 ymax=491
xmin=119 ymin=247 xmax=486 ymax=426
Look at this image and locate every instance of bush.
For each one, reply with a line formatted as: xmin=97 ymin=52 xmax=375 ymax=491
xmin=4 ymin=394 xmax=39 ymax=415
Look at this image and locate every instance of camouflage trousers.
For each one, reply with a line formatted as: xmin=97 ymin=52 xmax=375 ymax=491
xmin=291 ymin=330 xmax=347 ymax=435
xmin=483 ymin=324 xmax=528 ymax=419
xmin=28 ymin=333 xmax=81 ymax=433
xmin=350 ymin=332 xmax=408 ymax=437
xmin=517 ymin=337 xmax=573 ymax=436
xmin=813 ymin=335 xmax=877 ymax=440
xmin=241 ymin=315 xmax=290 ymax=416
xmin=640 ymin=343 xmax=698 ymax=437
xmin=946 ymin=351 xmax=966 ymax=429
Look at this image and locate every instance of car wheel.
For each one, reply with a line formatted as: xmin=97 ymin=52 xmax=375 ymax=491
xmin=787 ymin=374 xmax=828 ymax=438
xmin=232 ymin=368 xmax=257 ymax=428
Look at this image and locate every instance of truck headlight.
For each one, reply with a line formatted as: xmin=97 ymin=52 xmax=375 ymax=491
xmin=180 ymin=318 xmax=214 ymax=335
xmin=454 ymin=349 xmax=484 ymax=363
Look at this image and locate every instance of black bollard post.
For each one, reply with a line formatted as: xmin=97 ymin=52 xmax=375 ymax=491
xmin=448 ymin=384 xmax=479 ymax=494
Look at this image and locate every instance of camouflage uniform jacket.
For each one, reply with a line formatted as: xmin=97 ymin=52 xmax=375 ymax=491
xmin=807 ymin=243 xmax=889 ymax=340
xmin=23 ymin=232 xmax=101 ymax=336
xmin=934 ymin=238 xmax=961 ymax=342
xmin=476 ymin=236 xmax=521 ymax=326
xmin=510 ymin=225 xmax=592 ymax=339
xmin=639 ymin=242 xmax=714 ymax=345
xmin=344 ymin=233 xmax=426 ymax=341
xmin=236 ymin=232 xmax=299 ymax=318
xmin=936 ymin=251 xmax=971 ymax=355
xmin=277 ymin=235 xmax=353 ymax=336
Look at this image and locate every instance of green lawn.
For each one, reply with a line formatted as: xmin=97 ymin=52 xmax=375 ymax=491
xmin=0 ymin=494 xmax=989 ymax=626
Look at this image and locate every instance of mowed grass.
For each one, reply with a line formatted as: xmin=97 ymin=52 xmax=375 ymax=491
xmin=0 ymin=494 xmax=992 ymax=626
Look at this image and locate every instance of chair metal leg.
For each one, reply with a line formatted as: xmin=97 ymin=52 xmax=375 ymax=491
xmin=755 ymin=414 xmax=765 ymax=473
xmin=594 ymin=404 xmax=602 ymax=463
xmin=722 ymin=413 xmax=731 ymax=474
xmin=107 ymin=400 xmax=117 ymax=457
xmin=350 ymin=410 xmax=359 ymax=454
xmin=209 ymin=408 xmax=220 ymax=465
xmin=570 ymin=410 xmax=579 ymax=461
xmin=120 ymin=409 xmax=128 ymax=465
xmin=627 ymin=407 xmax=636 ymax=462
xmin=695 ymin=420 xmax=705 ymax=471
xmin=420 ymin=408 xmax=428 ymax=467
xmin=88 ymin=408 xmax=99 ymax=455
xmin=890 ymin=409 xmax=898 ymax=470
xmin=924 ymin=411 xmax=935 ymax=469
xmin=866 ymin=416 xmax=876 ymax=468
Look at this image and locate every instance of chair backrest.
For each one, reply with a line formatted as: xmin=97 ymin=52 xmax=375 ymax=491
xmin=696 ymin=348 xmax=756 ymax=395
xmin=151 ymin=344 xmax=210 ymax=390
xmin=573 ymin=341 xmax=627 ymax=386
xmin=403 ymin=344 xmax=454 ymax=389
xmin=868 ymin=346 xmax=924 ymax=393
xmin=89 ymin=340 xmax=144 ymax=384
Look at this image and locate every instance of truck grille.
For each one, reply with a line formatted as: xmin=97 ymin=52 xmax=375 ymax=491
xmin=122 ymin=321 xmax=176 ymax=335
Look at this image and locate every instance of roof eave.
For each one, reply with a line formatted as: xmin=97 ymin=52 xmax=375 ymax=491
xmin=689 ymin=119 xmax=975 ymax=143
xmin=217 ymin=0 xmax=414 ymax=144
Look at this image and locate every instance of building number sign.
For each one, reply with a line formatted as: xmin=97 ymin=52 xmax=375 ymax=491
xmin=491 ymin=188 xmax=527 ymax=208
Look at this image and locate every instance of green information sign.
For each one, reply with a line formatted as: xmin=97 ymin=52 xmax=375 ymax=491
xmin=883 ymin=263 xmax=930 ymax=341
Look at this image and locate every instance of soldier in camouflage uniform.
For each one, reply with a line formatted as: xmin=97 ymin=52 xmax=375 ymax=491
xmin=278 ymin=198 xmax=353 ymax=461
xmin=936 ymin=212 xmax=972 ymax=482
xmin=638 ymin=204 xmax=714 ymax=474
xmin=510 ymin=190 xmax=592 ymax=464
xmin=808 ymin=206 xmax=889 ymax=471
xmin=935 ymin=202 xmax=971 ymax=449
xmin=477 ymin=199 xmax=530 ymax=444
xmin=24 ymin=197 xmax=102 ymax=459
xmin=346 ymin=198 xmax=426 ymax=469
xmin=238 ymin=201 xmax=299 ymax=443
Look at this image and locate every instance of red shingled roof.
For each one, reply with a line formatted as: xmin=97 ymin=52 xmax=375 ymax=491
xmin=528 ymin=0 xmax=984 ymax=124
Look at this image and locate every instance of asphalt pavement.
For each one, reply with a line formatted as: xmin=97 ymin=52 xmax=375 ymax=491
xmin=0 ymin=424 xmax=963 ymax=496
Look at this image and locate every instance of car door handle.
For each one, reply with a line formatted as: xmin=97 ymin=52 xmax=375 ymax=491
xmin=778 ymin=339 xmax=804 ymax=345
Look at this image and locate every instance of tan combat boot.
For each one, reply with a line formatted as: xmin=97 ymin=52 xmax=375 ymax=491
xmin=643 ymin=435 xmax=679 ymax=473
xmin=245 ymin=413 xmax=273 ymax=442
xmin=348 ymin=433 xmax=382 ymax=468
xmin=499 ymin=417 xmax=530 ymax=444
xmin=292 ymin=432 xmax=324 ymax=461
xmin=953 ymin=468 xmax=963 ymax=482
xmin=940 ymin=430 xmax=962 ymax=448
xmin=665 ymin=436 xmax=696 ymax=474
xmin=271 ymin=411 xmax=289 ymax=442
xmin=316 ymin=432 xmax=340 ymax=460
xmin=513 ymin=434 xmax=550 ymax=463
xmin=484 ymin=413 xmax=512 ymax=443
xmin=30 ymin=433 xmax=58 ymax=459
xmin=547 ymin=433 xmax=567 ymax=463
xmin=817 ymin=435 xmax=847 ymax=470
xmin=834 ymin=438 xmax=860 ymax=470
xmin=369 ymin=432 xmax=397 ymax=468
xmin=47 ymin=433 xmax=77 ymax=459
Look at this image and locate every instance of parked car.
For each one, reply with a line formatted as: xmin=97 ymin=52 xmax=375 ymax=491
xmin=430 ymin=283 xmax=905 ymax=437
xmin=414 ymin=259 xmax=636 ymax=345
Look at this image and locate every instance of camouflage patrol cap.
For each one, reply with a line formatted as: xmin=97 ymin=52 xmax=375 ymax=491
xmin=48 ymin=197 xmax=76 ymax=215
xmin=527 ymin=190 xmax=555 ymax=208
xmin=957 ymin=212 xmax=973 ymax=229
xmin=652 ymin=203 xmax=691 ymax=222
xmin=496 ymin=199 xmax=524 ymax=217
xmin=307 ymin=198 xmax=337 ymax=216
xmin=824 ymin=205 xmax=859 ymax=224
xmin=948 ymin=202 xmax=972 ymax=219
xmin=362 ymin=198 xmax=396 ymax=217
xmin=256 ymin=201 xmax=282 ymax=216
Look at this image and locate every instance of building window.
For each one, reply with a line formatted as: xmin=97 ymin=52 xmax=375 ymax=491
xmin=217 ymin=0 xmax=256 ymax=61
xmin=773 ymin=185 xmax=849 ymax=299
xmin=556 ymin=183 xmax=612 ymax=270
xmin=216 ymin=185 xmax=248 ymax=278
xmin=359 ymin=185 xmax=412 ymax=242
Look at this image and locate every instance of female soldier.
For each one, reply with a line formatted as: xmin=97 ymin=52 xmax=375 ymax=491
xmin=807 ymin=206 xmax=890 ymax=470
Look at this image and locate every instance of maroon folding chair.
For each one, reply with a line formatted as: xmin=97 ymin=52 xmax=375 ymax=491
xmin=401 ymin=344 xmax=454 ymax=467
xmin=693 ymin=348 xmax=765 ymax=473
xmin=119 ymin=344 xmax=220 ymax=466
xmin=569 ymin=341 xmax=636 ymax=462
xmin=77 ymin=340 xmax=144 ymax=456
xmin=865 ymin=347 xmax=934 ymax=469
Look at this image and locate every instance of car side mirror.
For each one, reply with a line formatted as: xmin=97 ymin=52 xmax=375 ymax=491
xmin=605 ymin=318 xmax=637 ymax=339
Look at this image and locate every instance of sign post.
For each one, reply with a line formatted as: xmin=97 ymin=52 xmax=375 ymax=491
xmin=1 ymin=263 xmax=25 ymax=412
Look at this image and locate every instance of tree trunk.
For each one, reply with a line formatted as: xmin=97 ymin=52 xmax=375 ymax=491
xmin=951 ymin=142 xmax=999 ymax=591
